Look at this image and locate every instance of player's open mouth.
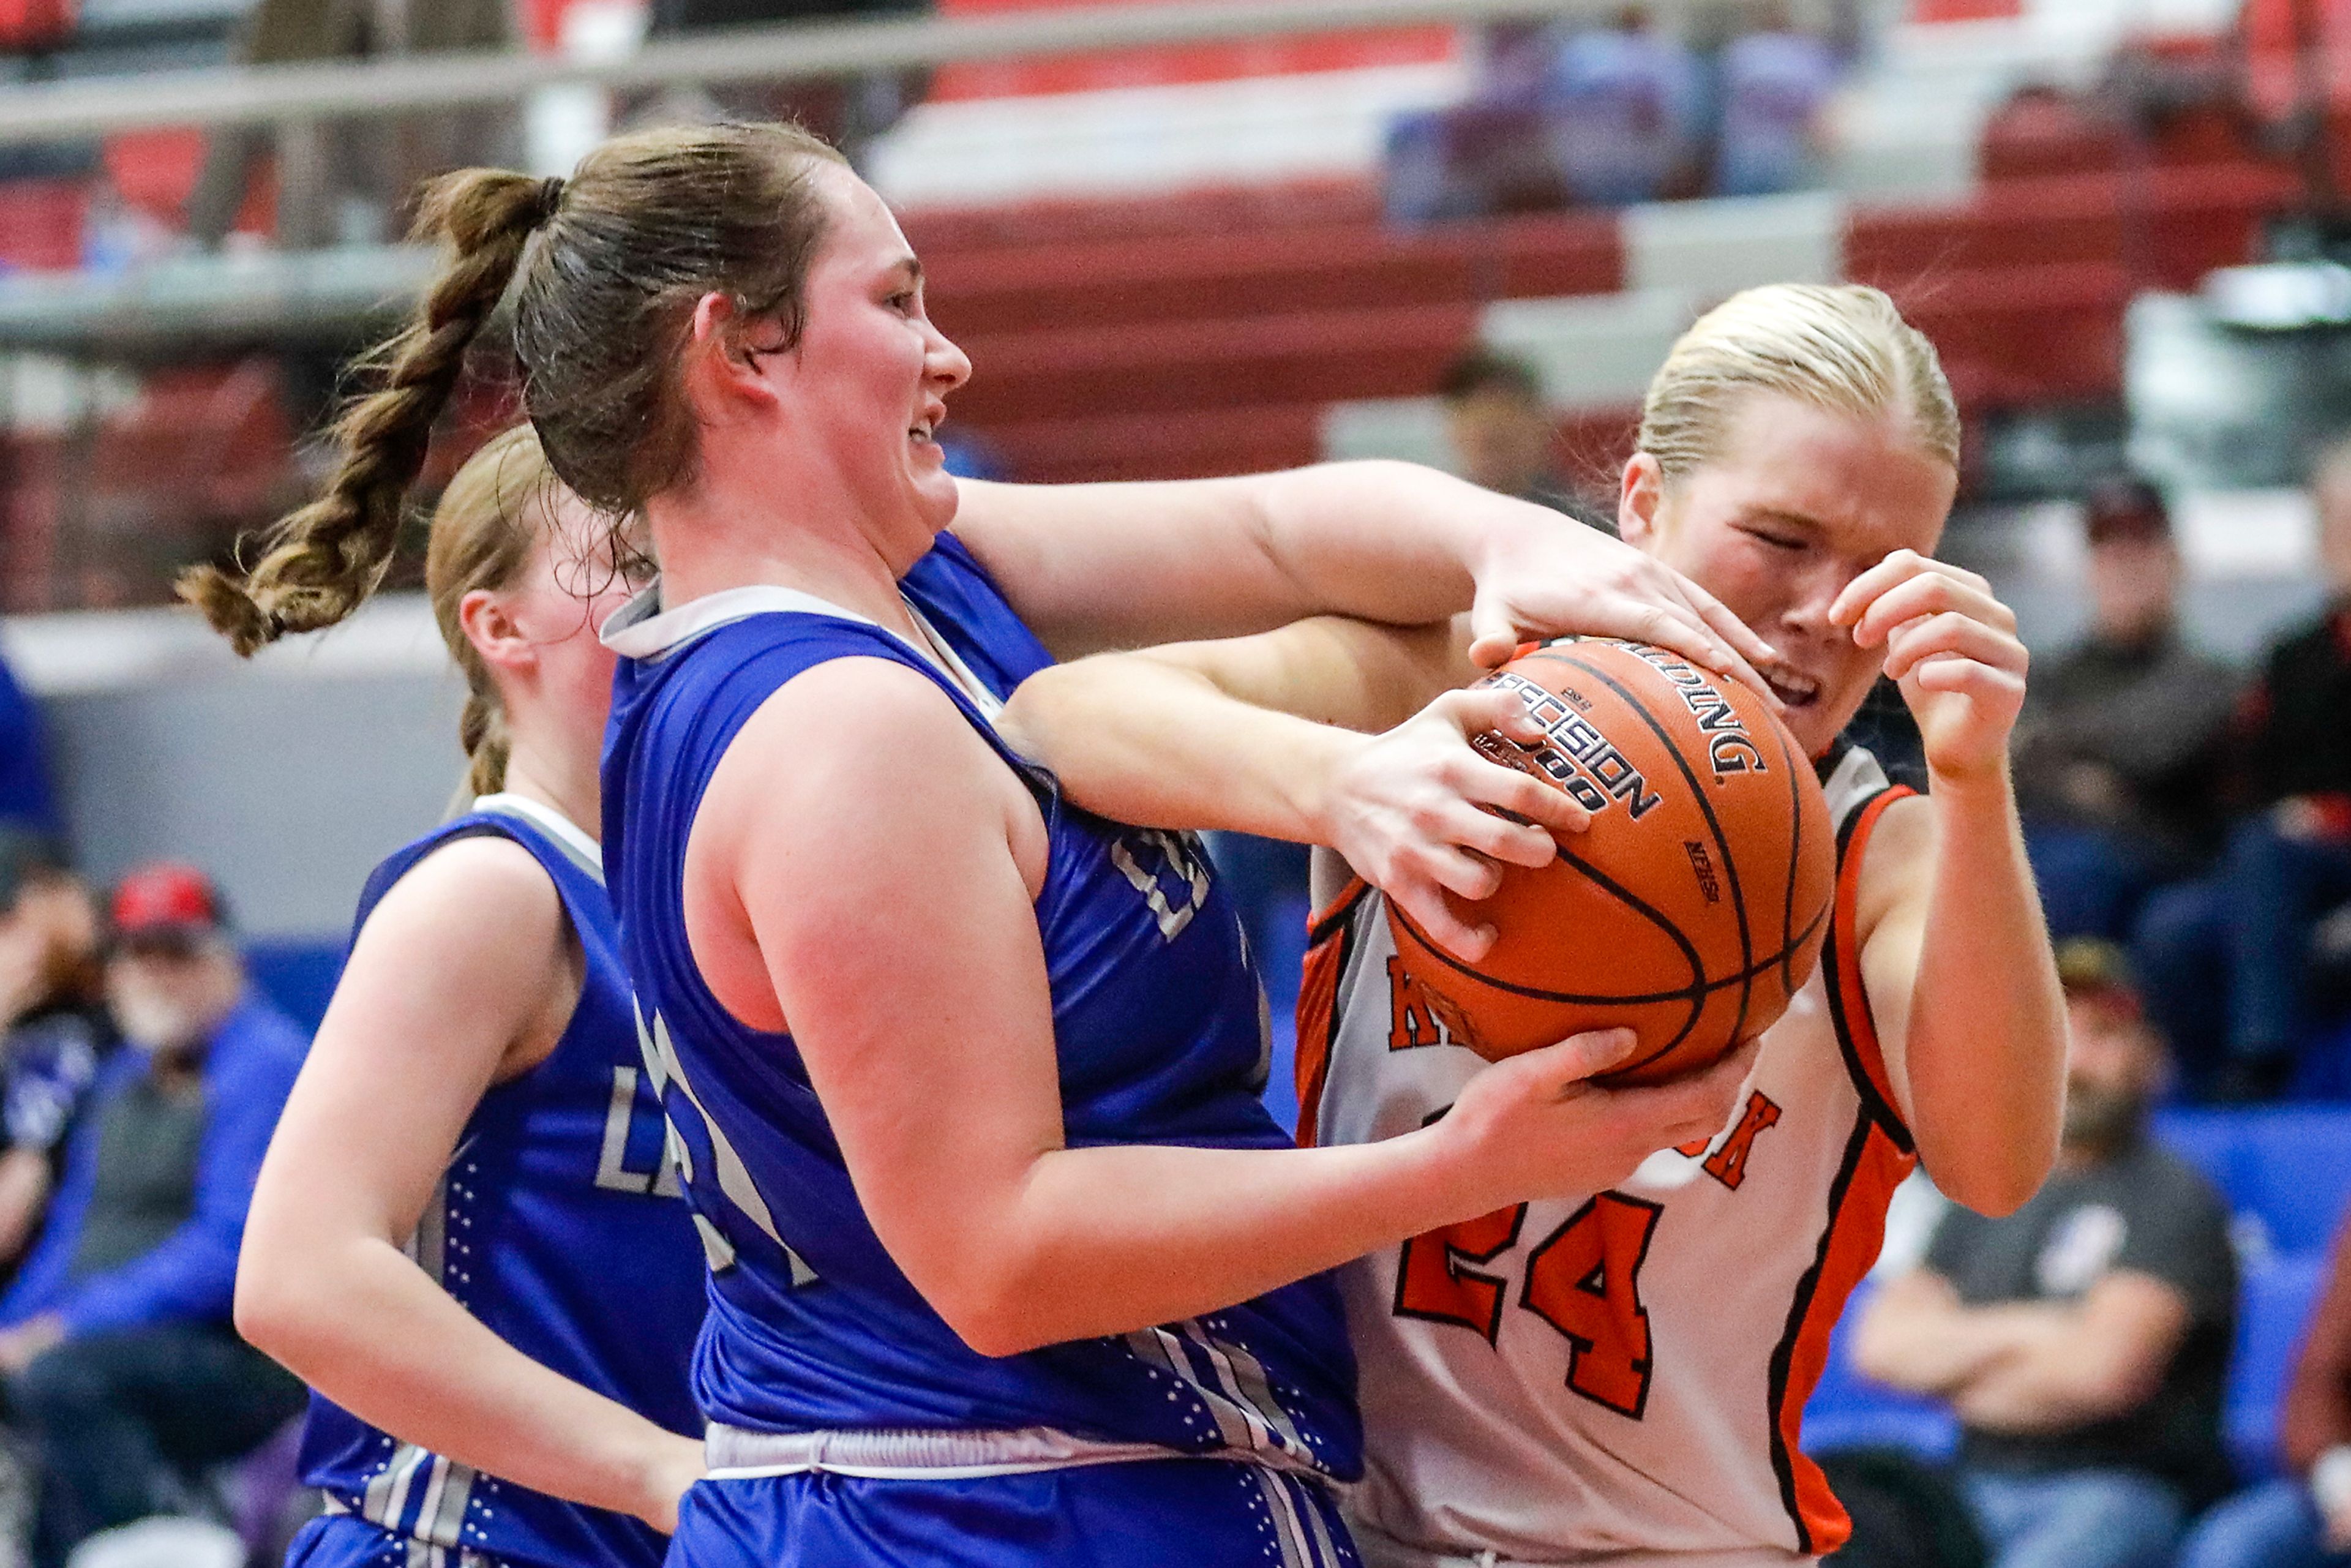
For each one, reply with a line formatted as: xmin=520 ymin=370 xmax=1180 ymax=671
xmin=1760 ymin=666 xmax=1821 ymax=709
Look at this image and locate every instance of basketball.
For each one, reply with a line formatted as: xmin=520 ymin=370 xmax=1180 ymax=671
xmin=1386 ymin=637 xmax=1835 ymax=1086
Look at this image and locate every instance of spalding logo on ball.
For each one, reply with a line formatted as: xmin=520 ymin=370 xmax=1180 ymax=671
xmin=1385 ymin=637 xmax=1836 ymax=1086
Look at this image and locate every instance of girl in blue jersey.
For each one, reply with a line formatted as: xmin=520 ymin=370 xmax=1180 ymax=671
xmin=191 ymin=126 xmax=1769 ymax=1567
xmin=187 ymin=426 xmax=709 ymax=1568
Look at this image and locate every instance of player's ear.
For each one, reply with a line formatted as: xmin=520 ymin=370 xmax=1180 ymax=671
xmin=459 ymin=587 xmax=534 ymax=677
xmin=1618 ymin=452 xmax=1665 ymax=549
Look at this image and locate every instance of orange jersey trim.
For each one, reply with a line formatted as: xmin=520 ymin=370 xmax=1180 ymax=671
xmin=1821 ymin=786 xmax=1915 ymax=1152
xmin=1768 ymin=1114 xmax=1914 ymax=1553
xmin=1294 ymin=877 xmax=1370 ymax=1149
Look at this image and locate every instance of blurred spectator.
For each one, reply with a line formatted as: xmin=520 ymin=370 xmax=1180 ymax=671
xmin=0 ymin=864 xmax=306 ymax=1568
xmin=1712 ymin=1 xmax=1842 ymax=197
xmin=1382 ymin=23 xmax=1569 ymax=225
xmin=1853 ymin=940 xmax=2237 ymax=1568
xmin=1437 ymin=350 xmax=1583 ymax=519
xmin=2013 ymin=479 xmax=2237 ymax=943
xmin=1547 ymin=6 xmax=1704 ymax=206
xmin=0 ymin=834 xmax=114 ymax=1288
xmin=2136 ymin=440 xmax=2351 ymax=1100
xmin=185 ymin=0 xmax=517 ymax=251
xmin=634 ymin=0 xmax=932 ymax=170
xmin=2177 ymin=1206 xmax=2351 ymax=1568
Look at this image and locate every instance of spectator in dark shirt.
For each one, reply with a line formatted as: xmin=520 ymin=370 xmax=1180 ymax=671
xmin=0 ymin=833 xmax=115 ymax=1284
xmin=2180 ymin=1206 xmax=2351 ymax=1568
xmin=2014 ymin=478 xmax=2238 ymax=942
xmin=2136 ymin=439 xmax=2351 ymax=1099
xmin=1854 ymin=939 xmax=2237 ymax=1568
xmin=0 ymin=863 xmax=307 ymax=1568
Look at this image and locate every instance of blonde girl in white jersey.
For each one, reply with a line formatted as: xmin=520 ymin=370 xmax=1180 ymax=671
xmin=999 ymin=283 xmax=2068 ymax=1567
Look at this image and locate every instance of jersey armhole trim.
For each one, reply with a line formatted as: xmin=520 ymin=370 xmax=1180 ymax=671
xmin=1294 ymin=879 xmax=1370 ymax=1149
xmin=1822 ymin=786 xmax=1915 ymax=1156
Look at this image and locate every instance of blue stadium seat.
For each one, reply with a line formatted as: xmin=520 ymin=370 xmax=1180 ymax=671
xmin=2156 ymin=1108 xmax=2351 ymax=1258
xmin=1802 ymin=1278 xmax=1959 ymax=1460
xmin=2227 ymin=1253 xmax=2326 ymax=1480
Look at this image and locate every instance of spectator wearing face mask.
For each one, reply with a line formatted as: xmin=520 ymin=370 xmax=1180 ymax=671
xmin=0 ymin=833 xmax=116 ymax=1289
xmin=0 ymin=863 xmax=308 ymax=1568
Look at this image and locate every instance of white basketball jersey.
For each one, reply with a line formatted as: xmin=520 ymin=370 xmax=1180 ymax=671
xmin=1300 ymin=742 xmax=1917 ymax=1567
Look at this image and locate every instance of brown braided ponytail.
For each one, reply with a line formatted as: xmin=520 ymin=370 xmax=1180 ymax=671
xmin=179 ymin=168 xmax=559 ymax=654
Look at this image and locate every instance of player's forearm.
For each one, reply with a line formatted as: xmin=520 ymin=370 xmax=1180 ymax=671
xmin=1904 ymin=769 xmax=2064 ymax=1215
xmin=915 ymin=1132 xmax=1476 ymax=1358
xmin=1247 ymin=462 xmax=1514 ymax=625
xmin=236 ymin=1234 xmax=695 ymax=1524
xmin=1003 ymin=657 xmax=1357 ymax=842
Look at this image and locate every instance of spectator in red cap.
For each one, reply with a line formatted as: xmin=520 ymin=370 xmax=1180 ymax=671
xmin=0 ymin=860 xmax=307 ymax=1568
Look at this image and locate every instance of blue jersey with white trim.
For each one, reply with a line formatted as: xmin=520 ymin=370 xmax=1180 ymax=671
xmin=599 ymin=532 xmax=1360 ymax=1480
xmin=298 ymin=797 xmax=708 ymax=1568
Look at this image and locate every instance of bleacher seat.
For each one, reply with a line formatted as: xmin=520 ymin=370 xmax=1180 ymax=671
xmin=2227 ymin=1252 xmax=2326 ymax=1479
xmin=1803 ymin=1278 xmax=1959 ymax=1459
xmin=2156 ymin=1108 xmax=2351 ymax=1258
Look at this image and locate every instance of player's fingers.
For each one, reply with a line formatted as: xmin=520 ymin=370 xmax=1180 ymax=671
xmin=1828 ymin=549 xmax=1933 ymax=629
xmin=1404 ymin=839 xmax=1506 ymax=904
xmin=1464 ymin=599 xmax=1530 ymax=670
xmin=1674 ymin=574 xmax=1780 ymax=668
xmin=1466 ymin=762 xmax=1591 ymax=836
xmin=1393 ymin=882 xmax=1494 ymax=963
xmin=1436 ymin=800 xmax=1558 ymax=870
xmin=1853 ymin=571 xmax=2014 ymax=651
xmin=1910 ymin=655 xmax=2027 ymax=705
xmin=1881 ymin=613 xmax=2024 ymax=682
xmin=1523 ymin=1027 xmax=1643 ymax=1087
xmin=1436 ymin=686 xmax=1544 ymax=746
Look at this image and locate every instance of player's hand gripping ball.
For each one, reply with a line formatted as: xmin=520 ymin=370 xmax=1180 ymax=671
xmin=1386 ymin=638 xmax=1835 ymax=1086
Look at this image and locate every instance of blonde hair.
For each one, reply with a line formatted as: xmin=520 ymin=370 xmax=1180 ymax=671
xmin=427 ymin=424 xmax=561 ymax=798
xmin=1638 ymin=283 xmax=1960 ymax=481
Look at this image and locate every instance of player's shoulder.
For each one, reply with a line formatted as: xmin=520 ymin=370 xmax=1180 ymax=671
xmin=359 ymin=833 xmax=569 ymax=977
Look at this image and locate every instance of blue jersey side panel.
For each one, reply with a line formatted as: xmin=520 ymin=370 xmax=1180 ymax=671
xmin=601 ymin=533 xmax=1360 ymax=1479
xmin=298 ymin=808 xmax=708 ymax=1568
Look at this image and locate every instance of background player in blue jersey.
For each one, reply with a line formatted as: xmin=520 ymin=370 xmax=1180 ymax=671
xmin=189 ymin=427 xmax=709 ymax=1567
xmin=186 ymin=126 xmax=1772 ymax=1567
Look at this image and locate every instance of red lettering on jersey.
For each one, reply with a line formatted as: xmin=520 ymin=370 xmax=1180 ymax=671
xmin=1701 ymin=1091 xmax=1783 ymax=1191
xmin=1386 ymin=955 xmax=1453 ymax=1051
xmin=1393 ymin=1202 xmax=1528 ymax=1344
xmin=1672 ymin=1136 xmax=1711 ymax=1158
xmin=1519 ymin=1192 xmax=1663 ymax=1418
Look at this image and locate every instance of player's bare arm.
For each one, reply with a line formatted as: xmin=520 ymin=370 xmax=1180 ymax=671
xmin=235 ymin=840 xmax=705 ymax=1531
xmin=696 ymin=656 xmax=1749 ymax=1357
xmin=1000 ymin=612 xmax=1588 ymax=959
xmin=1833 ymin=550 xmax=2066 ymax=1216
xmin=952 ymin=465 xmax=1775 ymax=689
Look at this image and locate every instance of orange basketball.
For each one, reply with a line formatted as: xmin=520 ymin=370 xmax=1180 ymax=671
xmin=1386 ymin=637 xmax=1835 ymax=1086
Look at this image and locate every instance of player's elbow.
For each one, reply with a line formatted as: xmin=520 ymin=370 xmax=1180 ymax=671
xmin=231 ymin=1254 xmax=311 ymax=1365
xmin=1930 ymin=1128 xmax=2057 ymax=1220
xmin=932 ymin=1280 xmax=1056 ymax=1360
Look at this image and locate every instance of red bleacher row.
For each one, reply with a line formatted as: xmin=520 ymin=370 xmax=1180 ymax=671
xmin=0 ymin=86 xmax=2319 ymax=606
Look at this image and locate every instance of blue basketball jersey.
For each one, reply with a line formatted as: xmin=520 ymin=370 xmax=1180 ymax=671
xmin=298 ymin=795 xmax=708 ymax=1568
xmin=598 ymin=532 xmax=1360 ymax=1482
